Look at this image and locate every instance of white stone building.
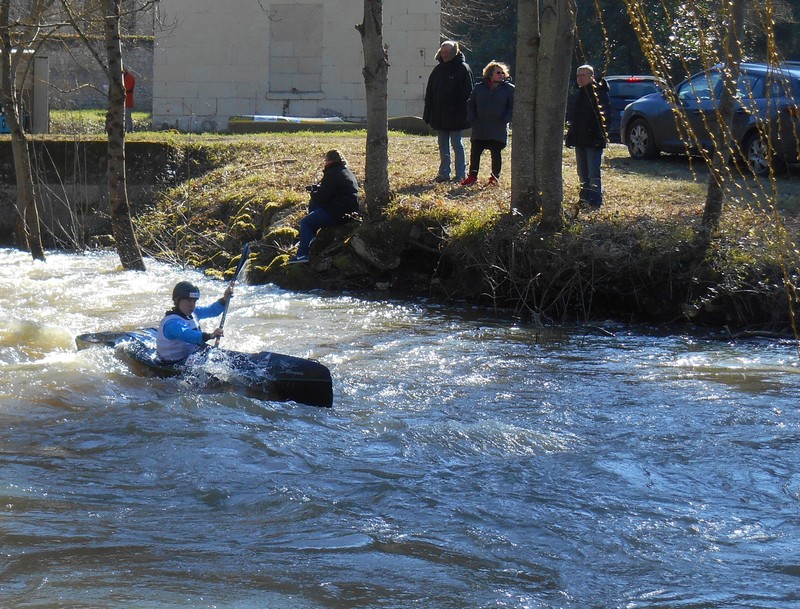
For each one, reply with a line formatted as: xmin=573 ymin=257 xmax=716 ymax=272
xmin=152 ymin=0 xmax=441 ymax=131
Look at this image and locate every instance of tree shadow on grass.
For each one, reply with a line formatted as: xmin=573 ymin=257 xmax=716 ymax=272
xmin=393 ymin=181 xmax=474 ymax=197
xmin=605 ymin=152 xmax=710 ymax=181
xmin=606 ymin=150 xmax=800 ymax=214
xmin=606 ymin=148 xmax=800 ymax=181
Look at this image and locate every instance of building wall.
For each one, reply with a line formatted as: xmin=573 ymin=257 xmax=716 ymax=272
xmin=40 ymin=5 xmax=156 ymax=112
xmin=152 ymin=0 xmax=441 ymax=131
xmin=44 ymin=39 xmax=154 ymax=111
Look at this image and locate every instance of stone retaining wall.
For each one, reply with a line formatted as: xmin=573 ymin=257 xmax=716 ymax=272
xmin=0 ymin=140 xmax=176 ymax=248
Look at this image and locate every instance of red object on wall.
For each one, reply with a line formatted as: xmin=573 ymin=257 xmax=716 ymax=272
xmin=123 ymin=70 xmax=136 ymax=108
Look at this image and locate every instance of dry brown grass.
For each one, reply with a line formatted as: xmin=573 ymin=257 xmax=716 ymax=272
xmin=270 ymin=132 xmax=800 ymax=230
xmin=44 ymin=113 xmax=800 ymax=225
xmin=134 ymin=130 xmax=800 ymax=330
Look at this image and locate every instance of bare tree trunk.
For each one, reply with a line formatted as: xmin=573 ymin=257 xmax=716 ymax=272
xmin=536 ymin=0 xmax=576 ymax=232
xmin=356 ymin=0 xmax=391 ymax=219
xmin=0 ymin=0 xmax=46 ymax=261
xmin=511 ymin=0 xmax=540 ymax=216
xmin=701 ymin=0 xmax=746 ymax=233
xmin=7 ymin=130 xmax=45 ymax=260
xmin=103 ymin=0 xmax=145 ymax=270
xmin=511 ymin=0 xmax=576 ymax=230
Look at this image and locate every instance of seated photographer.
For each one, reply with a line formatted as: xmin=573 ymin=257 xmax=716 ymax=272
xmin=289 ymin=149 xmax=360 ymax=264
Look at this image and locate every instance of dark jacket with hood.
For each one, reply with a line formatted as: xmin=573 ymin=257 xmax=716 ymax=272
xmin=423 ymin=50 xmax=474 ymax=131
xmin=565 ymin=78 xmax=611 ymax=149
xmin=466 ymin=77 xmax=515 ymax=144
xmin=310 ymin=160 xmax=360 ymax=221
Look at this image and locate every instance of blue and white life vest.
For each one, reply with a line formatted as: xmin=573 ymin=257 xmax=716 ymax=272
xmin=156 ymin=312 xmax=202 ymax=362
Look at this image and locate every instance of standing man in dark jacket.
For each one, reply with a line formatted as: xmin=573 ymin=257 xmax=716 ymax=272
xmin=289 ymin=149 xmax=360 ymax=264
xmin=565 ymin=64 xmax=611 ymax=210
xmin=423 ymin=40 xmax=474 ymax=183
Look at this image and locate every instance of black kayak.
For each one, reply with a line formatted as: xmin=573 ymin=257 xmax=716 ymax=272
xmin=75 ymin=329 xmax=333 ymax=408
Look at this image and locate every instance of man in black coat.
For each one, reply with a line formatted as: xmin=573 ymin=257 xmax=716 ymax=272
xmin=565 ymin=64 xmax=611 ymax=209
xmin=423 ymin=41 xmax=474 ymax=183
xmin=289 ymin=150 xmax=359 ymax=264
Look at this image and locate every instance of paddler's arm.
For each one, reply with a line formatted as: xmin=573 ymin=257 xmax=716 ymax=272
xmin=194 ymin=287 xmax=232 ymax=320
xmin=162 ymin=317 xmax=222 ymax=344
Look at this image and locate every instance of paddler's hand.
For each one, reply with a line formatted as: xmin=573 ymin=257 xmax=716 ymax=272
xmin=224 ymin=285 xmax=234 ymax=301
xmin=201 ymin=328 xmax=223 ymax=342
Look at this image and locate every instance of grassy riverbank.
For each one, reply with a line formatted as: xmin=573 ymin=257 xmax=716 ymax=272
xmin=104 ymin=128 xmax=800 ymax=332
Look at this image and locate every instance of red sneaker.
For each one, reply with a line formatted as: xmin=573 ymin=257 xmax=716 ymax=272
xmin=487 ymin=174 xmax=499 ymax=186
xmin=460 ymin=175 xmax=477 ymax=186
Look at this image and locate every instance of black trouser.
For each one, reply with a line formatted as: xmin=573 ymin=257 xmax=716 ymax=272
xmin=468 ymin=139 xmax=506 ymax=177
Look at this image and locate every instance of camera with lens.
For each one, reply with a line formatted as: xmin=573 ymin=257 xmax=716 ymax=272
xmin=305 ymin=184 xmax=320 ymax=193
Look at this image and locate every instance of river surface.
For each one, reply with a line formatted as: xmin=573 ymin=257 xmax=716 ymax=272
xmin=1 ymin=248 xmax=799 ymax=609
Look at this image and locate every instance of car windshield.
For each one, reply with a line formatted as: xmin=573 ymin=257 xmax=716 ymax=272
xmin=676 ymin=70 xmax=779 ymax=102
xmin=608 ymin=79 xmax=661 ymax=99
xmin=765 ymin=72 xmax=800 ymax=99
xmin=678 ymin=71 xmax=721 ymax=101
xmin=736 ymin=73 xmax=764 ymax=98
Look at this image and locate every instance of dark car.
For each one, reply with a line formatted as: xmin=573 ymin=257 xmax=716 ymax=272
xmin=603 ymin=75 xmax=665 ymax=143
xmin=620 ymin=62 xmax=800 ymax=175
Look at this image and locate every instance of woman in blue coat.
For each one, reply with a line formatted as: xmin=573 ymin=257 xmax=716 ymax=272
xmin=461 ymin=61 xmax=514 ymax=186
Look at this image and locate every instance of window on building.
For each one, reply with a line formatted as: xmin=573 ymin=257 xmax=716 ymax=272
xmin=268 ymin=4 xmax=323 ymax=94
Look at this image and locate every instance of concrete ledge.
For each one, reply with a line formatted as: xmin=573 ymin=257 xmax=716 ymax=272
xmin=227 ymin=115 xmax=433 ymax=135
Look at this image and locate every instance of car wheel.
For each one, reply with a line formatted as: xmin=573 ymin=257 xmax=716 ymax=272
xmin=626 ymin=119 xmax=658 ymax=160
xmin=743 ymin=131 xmax=770 ymax=177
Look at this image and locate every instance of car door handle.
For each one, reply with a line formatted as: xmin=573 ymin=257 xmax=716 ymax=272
xmin=690 ymin=111 xmax=715 ymax=120
xmin=691 ymin=111 xmax=717 ymax=121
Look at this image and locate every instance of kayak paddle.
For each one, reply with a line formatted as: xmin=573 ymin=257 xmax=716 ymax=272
xmin=215 ymin=242 xmax=251 ymax=347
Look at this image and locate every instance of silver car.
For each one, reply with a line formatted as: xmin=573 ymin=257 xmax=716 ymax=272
xmin=620 ymin=62 xmax=800 ymax=175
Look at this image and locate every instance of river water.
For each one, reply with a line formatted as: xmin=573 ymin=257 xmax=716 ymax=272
xmin=1 ymin=248 xmax=799 ymax=609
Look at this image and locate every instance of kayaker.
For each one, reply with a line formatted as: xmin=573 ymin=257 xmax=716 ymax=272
xmin=156 ymin=281 xmax=233 ymax=363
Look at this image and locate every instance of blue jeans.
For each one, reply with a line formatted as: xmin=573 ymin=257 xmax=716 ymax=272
xmin=575 ymin=146 xmax=604 ymax=207
xmin=297 ymin=207 xmax=337 ymax=258
xmin=437 ymin=130 xmax=466 ymax=180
